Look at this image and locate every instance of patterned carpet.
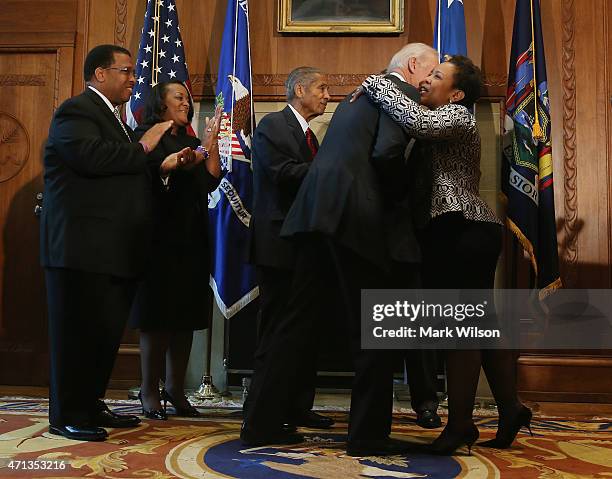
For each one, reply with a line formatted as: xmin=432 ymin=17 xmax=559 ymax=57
xmin=0 ymin=397 xmax=610 ymax=478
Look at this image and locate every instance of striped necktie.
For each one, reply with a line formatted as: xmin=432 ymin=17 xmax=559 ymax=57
xmin=305 ymin=127 xmax=319 ymax=160
xmin=113 ymin=107 xmax=132 ymax=141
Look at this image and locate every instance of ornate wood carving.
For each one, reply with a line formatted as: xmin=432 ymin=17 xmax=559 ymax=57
xmin=561 ymin=0 xmax=578 ymax=286
xmin=482 ymin=73 xmax=508 ymax=88
xmin=192 ymin=73 xmax=371 ymax=90
xmin=253 ymin=74 xmax=284 ymax=87
xmin=115 ymin=0 xmax=128 ymax=47
xmin=0 ymin=75 xmax=46 ymax=86
xmin=54 ymin=51 xmax=60 ymax=110
xmin=0 ymin=112 xmax=29 ymax=183
xmin=191 ymin=74 xmax=217 ymax=90
xmin=193 ymin=72 xmax=510 ymax=100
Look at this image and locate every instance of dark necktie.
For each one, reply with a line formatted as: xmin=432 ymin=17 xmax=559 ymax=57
xmin=305 ymin=127 xmax=319 ymax=160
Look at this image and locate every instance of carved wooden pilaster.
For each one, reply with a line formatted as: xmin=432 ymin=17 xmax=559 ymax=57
xmin=54 ymin=51 xmax=61 ymax=110
xmin=561 ymin=0 xmax=578 ymax=286
xmin=115 ymin=0 xmax=128 ymax=47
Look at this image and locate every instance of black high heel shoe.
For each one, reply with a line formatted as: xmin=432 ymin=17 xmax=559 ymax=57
xmin=428 ymin=424 xmax=479 ymax=456
xmin=479 ymin=406 xmax=533 ymax=449
xmin=138 ymin=391 xmax=167 ymax=420
xmin=160 ymin=388 xmax=201 ymax=417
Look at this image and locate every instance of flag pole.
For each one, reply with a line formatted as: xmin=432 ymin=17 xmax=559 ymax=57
xmin=152 ymin=0 xmax=159 ymax=86
xmin=529 ymin=0 xmax=544 ymax=140
xmin=195 ymin=1 xmax=242 ymax=402
xmin=193 ymin=299 xmax=220 ymax=400
xmin=246 ymin=0 xmax=254 ymax=148
xmin=437 ymin=0 xmax=442 ymax=61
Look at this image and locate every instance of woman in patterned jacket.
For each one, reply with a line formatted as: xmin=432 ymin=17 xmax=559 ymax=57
xmin=361 ymin=56 xmax=532 ymax=455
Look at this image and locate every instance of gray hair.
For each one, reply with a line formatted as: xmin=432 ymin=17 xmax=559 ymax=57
xmin=387 ymin=43 xmax=438 ymax=71
xmin=285 ymin=66 xmax=322 ymax=102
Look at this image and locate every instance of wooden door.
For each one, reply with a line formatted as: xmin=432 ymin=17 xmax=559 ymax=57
xmin=0 ymin=44 xmax=74 ymax=385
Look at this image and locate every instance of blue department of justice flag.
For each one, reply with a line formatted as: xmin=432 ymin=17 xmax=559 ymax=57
xmin=208 ymin=0 xmax=259 ymax=318
xmin=433 ymin=0 xmax=467 ymax=61
xmin=126 ymin=0 xmax=191 ymax=129
xmin=502 ymin=0 xmax=561 ymax=295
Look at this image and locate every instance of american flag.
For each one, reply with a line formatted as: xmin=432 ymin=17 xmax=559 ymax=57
xmin=126 ymin=0 xmax=191 ymax=129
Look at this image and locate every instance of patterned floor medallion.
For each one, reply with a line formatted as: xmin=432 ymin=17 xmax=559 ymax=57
xmin=0 ymin=398 xmax=610 ymax=478
xmin=170 ymin=429 xmax=496 ymax=479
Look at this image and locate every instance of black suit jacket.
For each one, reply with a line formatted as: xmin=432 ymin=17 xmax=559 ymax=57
xmin=40 ymin=88 xmax=153 ymax=278
xmin=134 ymin=124 xmax=218 ymax=248
xmin=248 ymin=106 xmax=313 ymax=269
xmin=374 ymin=78 xmax=432 ymax=263
xmin=281 ymin=76 xmax=428 ymax=271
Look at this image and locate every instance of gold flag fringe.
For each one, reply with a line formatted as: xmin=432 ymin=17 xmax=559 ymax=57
xmin=506 ymin=217 xmax=563 ymax=297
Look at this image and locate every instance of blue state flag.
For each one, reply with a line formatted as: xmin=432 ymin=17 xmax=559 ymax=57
xmin=208 ymin=0 xmax=259 ymax=318
xmin=433 ymin=0 xmax=467 ymax=61
xmin=502 ymin=0 xmax=561 ymax=295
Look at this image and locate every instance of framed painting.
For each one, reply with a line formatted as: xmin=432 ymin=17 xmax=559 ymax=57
xmin=278 ymin=0 xmax=404 ymax=33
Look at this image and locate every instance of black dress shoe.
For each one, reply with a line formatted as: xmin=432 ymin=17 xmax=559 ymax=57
xmin=93 ymin=401 xmax=141 ymax=428
xmin=49 ymin=425 xmax=108 ymax=442
xmin=292 ymin=411 xmax=334 ymax=429
xmin=416 ymin=409 xmax=442 ymax=429
xmin=93 ymin=408 xmax=141 ymax=428
xmin=160 ymin=388 xmax=201 ymax=417
xmin=347 ymin=438 xmax=413 ymax=457
xmin=479 ymin=406 xmax=533 ymax=449
xmin=138 ymin=392 xmax=167 ymax=421
xmin=240 ymin=424 xmax=304 ymax=447
xmin=428 ymin=424 xmax=479 ymax=456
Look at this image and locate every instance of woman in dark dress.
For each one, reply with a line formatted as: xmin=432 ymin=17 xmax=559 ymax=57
xmin=131 ymin=81 xmax=221 ymax=419
xmin=361 ymin=56 xmax=532 ymax=454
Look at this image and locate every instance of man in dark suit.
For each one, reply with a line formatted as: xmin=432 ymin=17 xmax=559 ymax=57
xmin=42 ymin=44 xmax=174 ymax=441
xmin=241 ymin=67 xmax=332 ymax=445
xmin=382 ymin=49 xmax=443 ymax=432
xmin=281 ymin=43 xmax=440 ymax=456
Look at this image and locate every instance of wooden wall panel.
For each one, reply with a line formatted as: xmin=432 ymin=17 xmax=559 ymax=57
xmin=561 ymin=0 xmax=610 ymax=289
xmin=518 ymin=355 xmax=612 ymax=403
xmin=0 ymin=2 xmax=76 ymax=386
xmin=0 ymin=51 xmax=56 ymax=385
xmin=608 ymin=0 xmax=612 ymax=291
xmin=1 ymin=1 xmax=77 ymax=33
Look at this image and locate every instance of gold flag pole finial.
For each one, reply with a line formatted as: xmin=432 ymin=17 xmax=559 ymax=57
xmin=530 ymin=0 xmax=544 ymax=141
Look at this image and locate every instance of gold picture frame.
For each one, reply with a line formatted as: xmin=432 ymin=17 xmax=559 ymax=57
xmin=278 ymin=0 xmax=404 ymax=34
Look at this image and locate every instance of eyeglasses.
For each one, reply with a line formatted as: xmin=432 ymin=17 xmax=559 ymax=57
xmin=104 ymin=67 xmax=136 ymax=76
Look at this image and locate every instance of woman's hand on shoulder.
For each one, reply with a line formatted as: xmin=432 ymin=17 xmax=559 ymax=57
xmin=350 ymin=74 xmax=383 ymax=103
